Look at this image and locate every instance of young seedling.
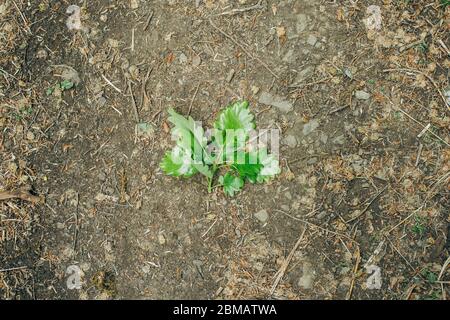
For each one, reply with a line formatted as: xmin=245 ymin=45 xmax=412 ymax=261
xmin=160 ymin=101 xmax=280 ymax=196
xmin=46 ymin=80 xmax=75 ymax=96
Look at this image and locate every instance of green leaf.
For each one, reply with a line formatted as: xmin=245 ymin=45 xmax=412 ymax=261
xmin=256 ymin=149 xmax=280 ymax=183
xmin=60 ymin=80 xmax=74 ymax=90
xmin=192 ymin=163 xmax=213 ymax=179
xmin=167 ymin=108 xmax=212 ymax=173
xmin=211 ymin=101 xmax=256 ymax=164
xmin=231 ymin=152 xmax=263 ymax=183
xmin=46 ymin=87 xmax=55 ymax=96
xmin=219 ymin=173 xmax=244 ymax=196
xmin=230 ymin=149 xmax=280 ymax=183
xmin=160 ymin=146 xmax=197 ymax=177
xmin=211 ymin=128 xmax=247 ymax=164
xmin=214 ymin=101 xmax=255 ymax=131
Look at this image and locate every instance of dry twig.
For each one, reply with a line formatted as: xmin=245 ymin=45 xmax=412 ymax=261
xmin=0 ymin=186 xmax=42 ymax=204
xmin=128 ymin=81 xmax=140 ymax=123
xmin=188 ymin=83 xmax=201 ymax=116
xmin=346 ymin=246 xmax=360 ymax=300
xmin=270 ymin=227 xmax=307 ymax=295
xmin=209 ymin=19 xmax=279 ymax=79
xmin=218 ymin=0 xmax=265 ymax=16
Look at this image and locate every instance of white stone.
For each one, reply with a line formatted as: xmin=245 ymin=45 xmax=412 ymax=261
xmin=355 ymin=90 xmax=371 ymax=100
xmin=307 ymin=35 xmax=317 ymax=46
xmin=258 ymin=92 xmax=293 ymax=113
xmin=302 ymin=119 xmax=319 ymax=136
xmin=254 ymin=209 xmax=269 ymax=223
xmin=282 ymin=135 xmax=298 ymax=148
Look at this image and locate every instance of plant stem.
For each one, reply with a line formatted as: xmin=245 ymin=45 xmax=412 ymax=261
xmin=208 ymin=165 xmax=218 ymax=193
xmin=207 ymin=177 xmax=213 ymax=193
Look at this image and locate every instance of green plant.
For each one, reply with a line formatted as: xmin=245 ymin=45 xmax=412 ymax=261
xmin=421 ymin=269 xmax=437 ymax=284
xmin=160 ymin=101 xmax=280 ymax=196
xmin=416 ymin=42 xmax=428 ymax=54
xmin=60 ymin=79 xmax=74 ymax=90
xmin=411 ymin=215 xmax=426 ymax=236
xmin=423 ymin=290 xmax=440 ymax=300
xmin=11 ymin=106 xmax=33 ymax=121
xmin=46 ymin=80 xmax=75 ymax=95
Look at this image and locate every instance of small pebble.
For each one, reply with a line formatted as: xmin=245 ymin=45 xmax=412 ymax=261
xmin=226 ymin=69 xmax=235 ymax=83
xmin=355 ymin=90 xmax=371 ymax=100
xmin=302 ymin=119 xmax=319 ymax=136
xmin=192 ymin=55 xmax=201 ymax=67
xmin=307 ymin=35 xmax=317 ymax=46
xmin=26 ymin=131 xmax=35 ymax=141
xmin=254 ymin=209 xmax=269 ymax=223
xmin=282 ymin=135 xmax=298 ymax=148
xmin=179 ymin=53 xmax=188 ymax=64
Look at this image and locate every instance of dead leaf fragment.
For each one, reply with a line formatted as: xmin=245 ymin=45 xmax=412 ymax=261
xmin=276 ymin=26 xmax=286 ymax=44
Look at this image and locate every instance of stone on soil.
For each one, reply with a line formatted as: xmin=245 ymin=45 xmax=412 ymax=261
xmin=258 ymin=92 xmax=293 ymax=113
xmin=254 ymin=209 xmax=269 ymax=223
xmin=302 ymin=119 xmax=319 ymax=136
xmin=282 ymin=135 xmax=298 ymax=148
xmin=298 ymin=261 xmax=316 ymax=289
xmin=355 ymin=90 xmax=370 ymax=100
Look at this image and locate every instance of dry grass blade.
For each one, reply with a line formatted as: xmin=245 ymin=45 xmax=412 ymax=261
xmin=0 ymin=266 xmax=27 ymax=273
xmin=209 ymin=19 xmax=279 ymax=79
xmin=346 ymin=246 xmax=360 ymax=300
xmin=218 ymin=0 xmax=265 ymax=16
xmin=438 ymin=256 xmax=450 ymax=281
xmin=270 ymin=227 xmax=307 ymax=296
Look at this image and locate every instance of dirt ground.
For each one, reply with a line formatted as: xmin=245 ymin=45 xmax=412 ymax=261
xmin=1 ymin=0 xmax=449 ymax=300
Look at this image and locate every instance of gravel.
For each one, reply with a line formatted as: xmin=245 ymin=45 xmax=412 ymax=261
xmin=258 ymin=92 xmax=293 ymax=113
xmin=296 ymin=14 xmax=308 ymax=33
xmin=192 ymin=55 xmax=201 ymax=67
xmin=307 ymin=35 xmax=318 ymax=46
xmin=354 ymin=90 xmax=371 ymax=100
xmin=179 ymin=53 xmax=188 ymax=64
xmin=295 ymin=66 xmax=314 ymax=83
xmin=332 ymin=134 xmax=346 ymax=145
xmin=254 ymin=209 xmax=269 ymax=223
xmin=282 ymin=135 xmax=298 ymax=148
xmin=298 ymin=261 xmax=316 ymax=289
xmin=302 ymin=119 xmax=320 ymax=136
